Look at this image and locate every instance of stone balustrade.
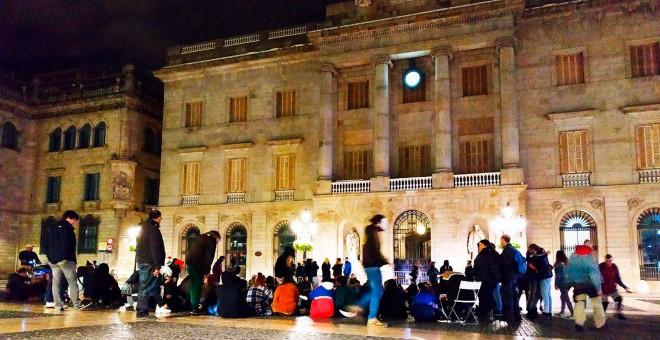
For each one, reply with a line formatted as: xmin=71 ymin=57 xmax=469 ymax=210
xmin=274 ymin=190 xmax=295 ymax=201
xmin=181 ymin=195 xmax=199 ymax=206
xmin=454 ymin=172 xmax=501 ymax=187
xmin=268 ymin=26 xmax=307 ymax=39
xmin=227 ymin=192 xmax=246 ymax=204
xmin=223 ymin=34 xmax=260 ymax=47
xmin=181 ymin=41 xmax=217 ymax=54
xmin=390 ymin=176 xmax=432 ymax=191
xmin=639 ymin=169 xmax=660 ymax=183
xmin=331 ymin=180 xmax=370 ymax=194
xmin=562 ymin=173 xmax=590 ymax=187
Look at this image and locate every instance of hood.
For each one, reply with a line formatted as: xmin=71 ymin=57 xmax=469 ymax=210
xmin=321 ymin=281 xmax=334 ymax=290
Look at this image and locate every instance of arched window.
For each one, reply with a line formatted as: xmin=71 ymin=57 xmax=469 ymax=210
xmin=638 ymin=208 xmax=660 ymax=281
xmin=393 ymin=210 xmax=432 ymax=273
xmin=48 ymin=128 xmax=62 ymax=152
xmin=63 ymin=125 xmax=76 ymax=150
xmin=180 ymin=224 xmax=200 ymax=259
xmin=39 ymin=216 xmax=58 ymax=254
xmin=559 ymin=210 xmax=597 ymax=255
xmin=78 ymin=124 xmax=91 ymax=149
xmin=78 ymin=215 xmax=100 ymax=254
xmin=1 ymin=122 xmax=19 ymax=150
xmin=226 ymin=223 xmax=248 ymax=276
xmin=273 ymin=220 xmax=295 ymax=260
xmin=144 ymin=127 xmax=160 ymax=154
xmin=93 ymin=122 xmax=106 ymax=147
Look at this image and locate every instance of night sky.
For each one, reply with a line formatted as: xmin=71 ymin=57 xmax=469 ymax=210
xmin=0 ymin=0 xmax=343 ymax=76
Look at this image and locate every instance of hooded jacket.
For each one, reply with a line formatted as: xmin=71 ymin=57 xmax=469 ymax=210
xmin=186 ymin=233 xmax=218 ymax=272
xmin=274 ymin=246 xmax=295 ymax=279
xmin=45 ymin=219 xmax=77 ymax=264
xmin=136 ymin=218 xmax=165 ymax=267
xmin=309 ymin=281 xmax=335 ymax=318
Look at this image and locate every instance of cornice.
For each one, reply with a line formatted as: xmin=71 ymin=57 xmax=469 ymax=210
xmin=523 ymin=0 xmax=659 ymax=19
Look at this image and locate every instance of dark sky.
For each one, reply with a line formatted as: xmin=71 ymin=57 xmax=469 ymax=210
xmin=0 ymin=0 xmax=343 ymax=76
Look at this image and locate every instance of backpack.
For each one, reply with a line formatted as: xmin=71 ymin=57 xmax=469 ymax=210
xmin=512 ymin=247 xmax=527 ymax=276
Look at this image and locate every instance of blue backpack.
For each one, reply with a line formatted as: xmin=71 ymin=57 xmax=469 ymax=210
xmin=513 ymin=247 xmax=527 ymax=276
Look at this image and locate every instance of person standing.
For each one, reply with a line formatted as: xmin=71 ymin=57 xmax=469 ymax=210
xmin=528 ymin=244 xmax=553 ymax=319
xmin=565 ymin=245 xmax=606 ymax=332
xmin=473 ymin=239 xmax=500 ymax=321
xmin=332 ymin=258 xmax=343 ymax=279
xmin=464 ymin=260 xmax=474 ymax=281
xmin=19 ymin=245 xmax=41 ymax=267
xmin=409 ymin=265 xmax=419 ymax=285
xmin=427 ymin=262 xmax=440 ymax=286
xmin=135 ymin=209 xmax=166 ymax=319
xmin=44 ymin=210 xmax=82 ymax=311
xmin=274 ymin=246 xmax=295 ymax=282
xmin=599 ymin=254 xmax=632 ymax=320
xmin=349 ymin=214 xmax=389 ymax=327
xmin=499 ymin=234 xmax=524 ymax=322
xmin=186 ymin=230 xmax=221 ymax=315
xmin=554 ymin=250 xmax=573 ymax=318
xmin=343 ymin=257 xmax=352 ymax=277
xmin=321 ymin=258 xmax=331 ymax=281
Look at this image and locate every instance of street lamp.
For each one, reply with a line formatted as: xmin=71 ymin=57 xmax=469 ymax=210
xmin=128 ymin=226 xmax=141 ymax=272
xmin=291 ymin=210 xmax=318 ymax=260
xmin=491 ymin=202 xmax=526 ymax=235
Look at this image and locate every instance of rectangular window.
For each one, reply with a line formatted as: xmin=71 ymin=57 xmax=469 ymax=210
xmin=459 ymin=139 xmax=493 ymax=174
xmin=276 ymin=90 xmax=296 ymax=117
xmin=46 ymin=176 xmax=61 ymax=203
xmin=462 ymin=65 xmax=488 ymax=97
xmin=636 ymin=124 xmax=660 ymax=169
xmin=83 ymin=173 xmax=100 ymax=201
xmin=227 ymin=158 xmax=247 ymax=193
xmin=344 ymin=150 xmax=373 ymax=180
xmin=347 ymin=81 xmax=369 ymax=110
xmin=630 ymin=43 xmax=660 ymax=78
xmin=144 ymin=177 xmax=159 ymax=205
xmin=229 ymin=96 xmax=248 ymax=123
xmin=555 ymin=52 xmax=585 ymax=86
xmin=398 ymin=145 xmax=430 ymax=177
xmin=182 ymin=162 xmax=201 ymax=195
xmin=403 ymin=77 xmax=426 ymax=104
xmin=275 ymin=154 xmax=296 ymax=190
xmin=185 ymin=101 xmax=203 ymax=127
xmin=559 ymin=130 xmax=591 ymax=174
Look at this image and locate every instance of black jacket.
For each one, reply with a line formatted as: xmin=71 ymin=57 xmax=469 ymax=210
xmin=474 ymin=247 xmax=501 ymax=283
xmin=321 ymin=262 xmax=331 ymax=279
xmin=136 ymin=218 xmax=165 ymax=267
xmin=186 ymin=233 xmax=217 ymax=272
xmin=529 ymin=249 xmax=553 ymax=280
xmin=499 ymin=244 xmax=520 ymax=282
xmin=274 ymin=246 xmax=295 ymax=279
xmin=362 ymin=224 xmax=388 ymax=268
xmin=45 ymin=219 xmax=77 ymax=264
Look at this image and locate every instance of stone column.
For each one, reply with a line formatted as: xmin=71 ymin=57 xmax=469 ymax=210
xmin=431 ymin=46 xmax=454 ymax=188
xmin=372 ymin=55 xmax=392 ymax=185
xmin=318 ymin=63 xmax=337 ymax=181
xmin=497 ymin=37 xmax=524 ymax=184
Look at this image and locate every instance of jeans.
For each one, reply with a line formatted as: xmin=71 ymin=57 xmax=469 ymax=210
xmin=493 ymin=283 xmax=502 ymax=313
xmin=477 ymin=281 xmax=496 ymax=315
xmin=136 ymin=264 xmax=161 ymax=317
xmin=559 ymin=288 xmax=573 ymax=315
xmin=539 ymin=278 xmax=552 ymax=313
xmin=526 ymin=280 xmax=540 ymax=314
xmin=501 ymin=280 xmax=520 ymax=317
xmin=188 ymin=265 xmax=204 ymax=308
xmin=51 ymin=260 xmax=80 ymax=309
xmin=355 ymin=267 xmax=384 ymax=320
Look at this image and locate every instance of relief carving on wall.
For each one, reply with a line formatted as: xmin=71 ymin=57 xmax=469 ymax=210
xmin=355 ymin=0 xmax=372 ymax=8
xmin=197 ymin=215 xmax=206 ymax=224
xmin=590 ymin=199 xmax=604 ymax=210
xmin=551 ymin=201 xmax=563 ymax=211
xmin=174 ymin=215 xmax=183 ymax=224
xmin=628 ymin=198 xmax=640 ymax=210
xmin=243 ymin=213 xmax=252 ymax=222
xmin=266 ymin=211 xmax=278 ymax=222
xmin=219 ymin=214 xmax=229 ymax=223
xmin=112 ymin=171 xmax=131 ymax=200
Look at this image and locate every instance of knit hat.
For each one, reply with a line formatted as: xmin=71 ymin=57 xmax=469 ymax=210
xmin=574 ymin=245 xmax=592 ymax=255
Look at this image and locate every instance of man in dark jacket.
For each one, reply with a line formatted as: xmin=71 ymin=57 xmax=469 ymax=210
xmin=473 ymin=239 xmax=500 ymax=321
xmin=274 ymin=245 xmax=295 ymax=281
xmin=45 ymin=210 xmax=81 ymax=311
xmin=135 ymin=209 xmax=166 ymax=318
xmin=499 ymin=234 xmax=523 ymax=321
xmin=19 ymin=245 xmax=41 ymax=267
xmin=599 ymin=254 xmax=632 ymax=320
xmin=186 ymin=230 xmax=221 ymax=314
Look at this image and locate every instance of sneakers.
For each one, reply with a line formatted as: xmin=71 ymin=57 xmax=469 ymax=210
xmin=45 ymin=302 xmax=55 ymax=308
xmin=56 ymin=305 xmax=67 ymax=312
xmin=367 ymin=319 xmax=388 ymax=327
xmin=155 ymin=306 xmax=171 ymax=315
xmin=77 ymin=301 xmax=94 ymax=310
xmin=339 ymin=309 xmax=357 ymax=318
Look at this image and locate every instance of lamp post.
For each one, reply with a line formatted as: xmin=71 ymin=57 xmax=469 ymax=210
xmin=291 ymin=210 xmax=318 ymax=260
xmin=127 ymin=226 xmax=141 ymax=272
xmin=490 ymin=202 xmax=526 ymax=247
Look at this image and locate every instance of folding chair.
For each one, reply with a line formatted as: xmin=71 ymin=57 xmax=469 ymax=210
xmin=447 ymin=281 xmax=481 ymax=324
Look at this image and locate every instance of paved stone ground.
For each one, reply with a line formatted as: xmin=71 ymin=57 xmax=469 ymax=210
xmin=0 ymin=310 xmax=60 ymax=319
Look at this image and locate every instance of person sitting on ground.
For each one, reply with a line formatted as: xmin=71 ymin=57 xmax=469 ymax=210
xmin=309 ymin=278 xmax=335 ymax=319
xmin=88 ymin=263 xmax=122 ymax=306
xmin=162 ymin=271 xmax=180 ymax=312
xmin=405 ymin=280 xmax=419 ymax=307
xmin=334 ymin=276 xmax=359 ymax=316
xmin=5 ymin=268 xmax=31 ymax=301
xmin=440 ymin=260 xmax=453 ymax=274
xmin=216 ymin=267 xmax=253 ymax=318
xmin=246 ymin=273 xmax=273 ymax=316
xmin=410 ymin=282 xmax=441 ymax=322
xmin=271 ymin=275 xmax=299 ymax=316
xmin=19 ymin=245 xmax=41 ymax=267
xmin=378 ymin=279 xmax=408 ymax=319
xmin=211 ymin=256 xmax=225 ymax=285
xmin=349 ymin=276 xmax=361 ymax=287
xmin=266 ymin=276 xmax=276 ymax=292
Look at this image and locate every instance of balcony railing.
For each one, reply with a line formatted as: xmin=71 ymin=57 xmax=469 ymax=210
xmin=223 ymin=34 xmax=260 ymax=47
xmin=454 ymin=172 xmax=501 ymax=187
xmin=390 ymin=176 xmax=432 ymax=191
xmin=274 ymin=189 xmax=295 ymax=201
xmin=562 ymin=173 xmax=590 ymax=187
xmin=639 ymin=169 xmax=660 ymax=183
xmin=227 ymin=192 xmax=246 ymax=204
xmin=181 ymin=195 xmax=199 ymax=206
xmin=331 ymin=180 xmax=370 ymax=194
xmin=181 ymin=41 xmax=217 ymax=54
xmin=268 ymin=26 xmax=307 ymax=39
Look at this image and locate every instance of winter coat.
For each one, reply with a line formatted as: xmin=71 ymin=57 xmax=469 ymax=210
xmin=499 ymin=244 xmax=522 ymax=282
xmin=271 ymin=283 xmax=299 ymax=315
xmin=334 ymin=285 xmax=359 ymax=313
xmin=216 ymin=273 xmax=252 ymax=318
xmin=186 ymin=233 xmax=217 ymax=272
xmin=274 ymin=246 xmax=295 ymax=279
xmin=362 ymin=224 xmax=388 ymax=268
xmin=343 ymin=261 xmax=352 ymax=276
xmin=136 ymin=218 xmax=166 ymax=267
xmin=440 ymin=265 xmax=453 ymax=274
xmin=45 ymin=219 xmax=77 ymax=264
xmin=565 ymin=246 xmax=602 ymax=292
xmin=474 ymin=247 xmax=501 ymax=283
xmin=554 ymin=262 xmax=568 ymax=290
xmin=378 ymin=283 xmax=408 ymax=319
xmin=309 ymin=282 xmax=335 ymax=318
xmin=528 ymin=248 xmax=553 ymax=280
xmin=332 ymin=263 xmax=342 ymax=277
xmin=410 ymin=290 xmax=440 ymax=321
xmin=599 ymin=263 xmax=628 ymax=295
xmin=321 ymin=262 xmax=331 ymax=279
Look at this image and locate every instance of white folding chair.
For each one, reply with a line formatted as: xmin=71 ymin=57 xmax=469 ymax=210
xmin=447 ymin=281 xmax=481 ymax=324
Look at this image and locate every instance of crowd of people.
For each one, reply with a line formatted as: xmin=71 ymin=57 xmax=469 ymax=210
xmin=5 ymin=210 xmax=635 ymax=333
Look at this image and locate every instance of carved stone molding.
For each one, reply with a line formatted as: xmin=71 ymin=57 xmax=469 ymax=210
xmin=243 ymin=213 xmax=252 ymax=222
xmin=590 ymin=199 xmax=604 ymax=210
xmin=174 ymin=215 xmax=183 ymax=224
xmin=319 ymin=62 xmax=338 ymax=75
xmin=372 ymin=54 xmax=393 ymax=68
xmin=197 ymin=215 xmax=206 ymax=224
xmin=219 ymin=214 xmax=229 ymax=223
xmin=551 ymin=201 xmax=563 ymax=211
xmin=496 ymin=36 xmax=517 ymax=51
xmin=628 ymin=198 xmax=641 ymax=210
xmin=431 ymin=46 xmax=453 ymax=60
xmin=267 ymin=211 xmax=278 ymax=222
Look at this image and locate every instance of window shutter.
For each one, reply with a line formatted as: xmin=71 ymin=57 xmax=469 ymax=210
xmin=559 ymin=132 xmax=568 ymax=174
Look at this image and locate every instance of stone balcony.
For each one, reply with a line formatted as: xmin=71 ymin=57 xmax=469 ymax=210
xmin=181 ymin=195 xmax=199 ymax=206
xmin=329 ymin=172 xmax=503 ymax=194
xmin=227 ymin=192 xmax=246 ymax=204
xmin=562 ymin=173 xmax=591 ymax=187
xmin=274 ymin=190 xmax=295 ymax=202
xmin=639 ymin=169 xmax=660 ymax=183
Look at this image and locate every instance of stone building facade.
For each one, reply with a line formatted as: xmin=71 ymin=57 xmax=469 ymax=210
xmin=0 ymin=65 xmax=162 ymax=278
xmin=154 ymin=0 xmax=660 ymax=291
